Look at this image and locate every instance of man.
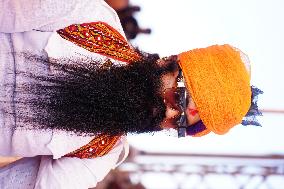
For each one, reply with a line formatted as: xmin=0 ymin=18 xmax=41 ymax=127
xmin=0 ymin=0 xmax=262 ymax=188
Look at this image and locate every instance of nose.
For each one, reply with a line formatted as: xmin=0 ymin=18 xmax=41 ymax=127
xmin=165 ymin=106 xmax=181 ymax=119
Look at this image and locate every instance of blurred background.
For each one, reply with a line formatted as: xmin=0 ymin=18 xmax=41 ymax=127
xmin=98 ymin=0 xmax=284 ymax=188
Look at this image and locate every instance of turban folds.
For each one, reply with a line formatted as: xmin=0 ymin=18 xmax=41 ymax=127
xmin=178 ymin=44 xmax=251 ymax=136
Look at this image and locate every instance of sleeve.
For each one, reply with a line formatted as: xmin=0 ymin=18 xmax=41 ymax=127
xmin=0 ymin=0 xmax=77 ymax=32
xmin=0 ymin=139 xmax=128 ymax=189
xmin=0 ymin=156 xmax=41 ymax=189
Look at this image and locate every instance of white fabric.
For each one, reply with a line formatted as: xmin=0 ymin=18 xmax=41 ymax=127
xmin=0 ymin=138 xmax=129 ymax=189
xmin=0 ymin=0 xmax=129 ymax=188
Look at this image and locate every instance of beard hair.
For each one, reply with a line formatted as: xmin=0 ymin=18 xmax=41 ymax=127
xmin=9 ymin=51 xmax=176 ymax=136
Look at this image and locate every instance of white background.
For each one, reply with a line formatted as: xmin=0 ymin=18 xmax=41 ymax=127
xmin=127 ymin=0 xmax=284 ymax=155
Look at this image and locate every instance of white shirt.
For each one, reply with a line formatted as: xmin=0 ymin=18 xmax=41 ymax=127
xmin=0 ymin=0 xmax=129 ymax=188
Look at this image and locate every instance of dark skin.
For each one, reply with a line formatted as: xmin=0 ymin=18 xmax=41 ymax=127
xmin=158 ymin=55 xmax=201 ymax=129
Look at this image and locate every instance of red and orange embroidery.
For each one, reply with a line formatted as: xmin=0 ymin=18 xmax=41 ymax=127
xmin=64 ymin=134 xmax=121 ymax=159
xmin=57 ymin=22 xmax=140 ymax=159
xmin=57 ymin=22 xmax=141 ymax=63
xmin=59 ymin=22 xmax=140 ymax=159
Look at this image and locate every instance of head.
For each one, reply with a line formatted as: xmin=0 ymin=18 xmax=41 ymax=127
xmin=14 ymin=51 xmax=178 ymax=136
xmin=167 ymin=44 xmax=261 ymax=137
xmin=155 ymin=55 xmax=203 ymax=133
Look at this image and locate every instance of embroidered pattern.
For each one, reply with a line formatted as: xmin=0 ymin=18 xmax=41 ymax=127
xmin=57 ymin=22 xmax=141 ymax=63
xmin=59 ymin=22 xmax=140 ymax=159
xmin=64 ymin=134 xmax=121 ymax=158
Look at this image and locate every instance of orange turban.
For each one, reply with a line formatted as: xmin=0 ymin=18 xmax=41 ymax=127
xmin=178 ymin=44 xmax=251 ymax=136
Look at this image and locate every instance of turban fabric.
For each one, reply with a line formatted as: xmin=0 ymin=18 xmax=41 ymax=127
xmin=178 ymin=44 xmax=251 ymax=136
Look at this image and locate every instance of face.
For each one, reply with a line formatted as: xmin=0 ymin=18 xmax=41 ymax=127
xmin=157 ymin=55 xmax=201 ymax=130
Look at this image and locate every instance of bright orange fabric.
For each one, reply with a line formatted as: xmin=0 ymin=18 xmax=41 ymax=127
xmin=178 ymin=44 xmax=251 ymax=135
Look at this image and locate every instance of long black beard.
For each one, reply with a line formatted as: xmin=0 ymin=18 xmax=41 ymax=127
xmin=11 ymin=52 xmax=175 ymax=136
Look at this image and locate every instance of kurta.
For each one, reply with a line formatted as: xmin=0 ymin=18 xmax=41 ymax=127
xmin=0 ymin=0 xmax=129 ymax=188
